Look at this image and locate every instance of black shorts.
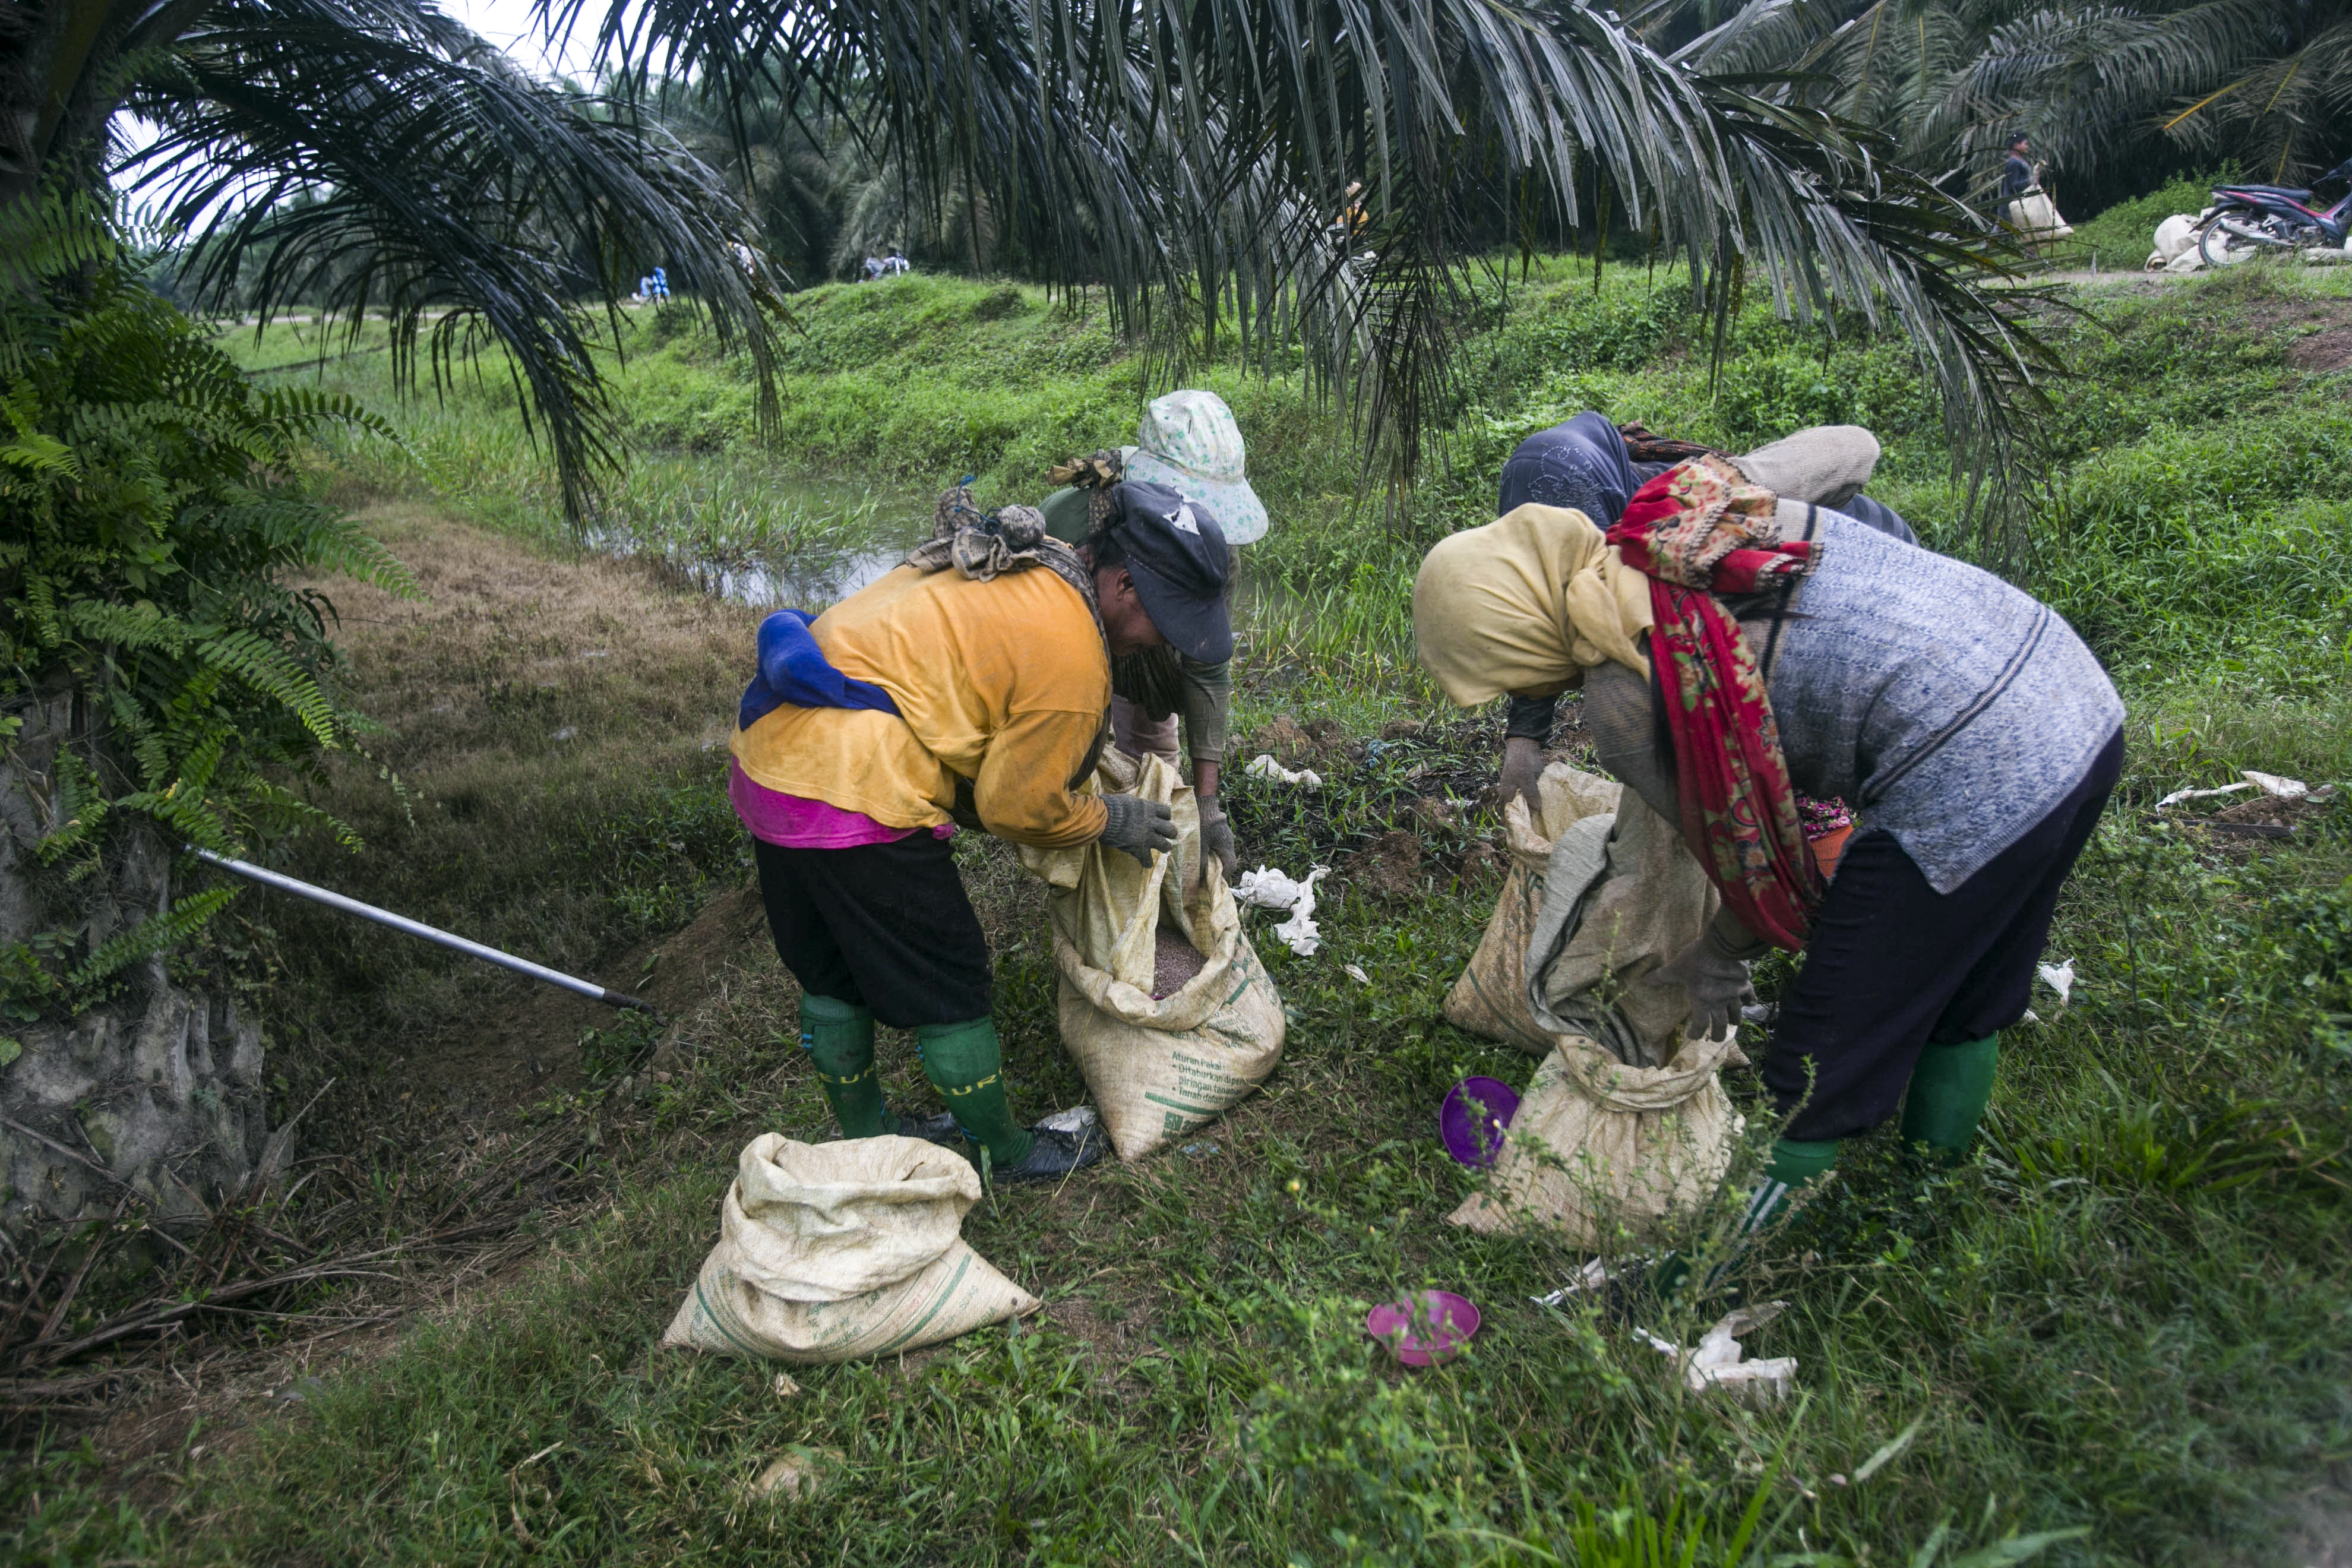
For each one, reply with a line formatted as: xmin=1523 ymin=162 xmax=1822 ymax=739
xmin=753 ymin=832 xmax=992 ymax=1028
xmin=1765 ymin=729 xmax=2123 ymax=1142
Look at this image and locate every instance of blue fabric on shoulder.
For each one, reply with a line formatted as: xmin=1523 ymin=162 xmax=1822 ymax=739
xmin=738 ymin=609 xmax=902 ymax=731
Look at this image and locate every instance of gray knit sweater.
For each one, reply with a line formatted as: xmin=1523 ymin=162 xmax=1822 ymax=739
xmin=1749 ymin=508 xmax=2123 ymax=892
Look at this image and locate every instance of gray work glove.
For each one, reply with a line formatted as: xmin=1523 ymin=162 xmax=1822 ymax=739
xmin=1196 ymin=796 xmax=1238 ymax=883
xmin=1496 ymin=736 xmax=1547 ymax=816
xmin=1657 ymin=931 xmax=1759 ymax=1042
xmin=1098 ymin=792 xmax=1178 ymax=868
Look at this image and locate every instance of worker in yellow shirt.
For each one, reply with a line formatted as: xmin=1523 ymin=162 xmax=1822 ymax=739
xmin=729 ymin=483 xmax=1233 ymax=1181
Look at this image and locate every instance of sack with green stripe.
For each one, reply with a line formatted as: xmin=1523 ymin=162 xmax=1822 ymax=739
xmin=1441 ymin=763 xmax=1622 ymax=1054
xmin=1022 ymin=753 xmax=1285 ymax=1162
xmin=663 ymin=1133 xmax=1037 ymax=1362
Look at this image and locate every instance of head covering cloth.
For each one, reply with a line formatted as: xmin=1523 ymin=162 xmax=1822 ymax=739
xmin=1411 ymin=505 xmax=1655 ymax=706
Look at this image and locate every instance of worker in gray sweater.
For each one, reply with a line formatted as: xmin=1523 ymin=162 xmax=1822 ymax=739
xmin=1414 ymin=456 xmax=2123 ymax=1274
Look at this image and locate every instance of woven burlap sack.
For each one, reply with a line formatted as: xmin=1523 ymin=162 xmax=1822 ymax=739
xmin=1447 ymin=1032 xmax=1746 ymax=1248
xmin=1020 ymin=753 xmax=1285 ymax=1161
xmin=1441 ymin=762 xmax=1621 ymax=1053
xmin=663 ymin=1134 xmax=1037 ymax=1363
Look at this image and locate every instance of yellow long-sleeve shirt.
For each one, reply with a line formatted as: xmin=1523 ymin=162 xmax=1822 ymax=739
xmin=729 ymin=564 xmax=1111 ymax=848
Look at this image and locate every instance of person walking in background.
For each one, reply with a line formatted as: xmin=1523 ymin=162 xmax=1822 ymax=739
xmin=1037 ymin=390 xmax=1269 ymax=881
xmin=2000 ymin=134 xmax=2035 ymax=210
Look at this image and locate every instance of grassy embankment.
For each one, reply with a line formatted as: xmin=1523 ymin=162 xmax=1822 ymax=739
xmin=10 ymin=256 xmax=2352 ymax=1565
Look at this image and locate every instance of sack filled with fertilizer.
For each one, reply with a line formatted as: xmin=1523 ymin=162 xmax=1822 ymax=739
xmin=1020 ymin=753 xmax=1285 ymax=1161
xmin=1441 ymin=761 xmax=1621 ymax=1053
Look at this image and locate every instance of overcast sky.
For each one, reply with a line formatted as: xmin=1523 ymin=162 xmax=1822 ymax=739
xmin=440 ymin=0 xmax=605 ymax=80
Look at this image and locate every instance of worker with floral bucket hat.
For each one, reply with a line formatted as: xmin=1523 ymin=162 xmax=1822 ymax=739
xmin=1038 ymin=388 xmax=1267 ymax=880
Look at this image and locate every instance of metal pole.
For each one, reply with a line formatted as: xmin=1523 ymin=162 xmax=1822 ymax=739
xmin=191 ymin=848 xmax=659 ymax=1016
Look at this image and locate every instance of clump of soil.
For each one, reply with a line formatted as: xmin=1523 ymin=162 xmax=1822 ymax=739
xmin=1341 ymin=830 xmax=1426 ymax=903
xmin=2288 ymin=322 xmax=2352 ymax=374
xmin=1254 ymin=713 xmax=1345 ymax=766
xmin=2178 ymin=787 xmax=2338 ymax=855
xmin=1455 ymin=841 xmax=1504 ymax=887
xmin=1152 ymin=925 xmax=1206 ymax=999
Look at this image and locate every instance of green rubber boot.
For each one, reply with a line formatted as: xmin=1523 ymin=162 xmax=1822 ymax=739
xmin=1900 ymin=1035 xmax=1999 ymax=1165
xmin=799 ymin=993 xmax=886 ymax=1139
xmin=1655 ymin=1137 xmax=1841 ymax=1298
xmin=915 ymin=1016 xmax=1034 ymax=1169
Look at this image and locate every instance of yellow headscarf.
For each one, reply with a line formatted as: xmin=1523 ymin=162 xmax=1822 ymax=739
xmin=1411 ymin=505 xmax=1655 ymax=706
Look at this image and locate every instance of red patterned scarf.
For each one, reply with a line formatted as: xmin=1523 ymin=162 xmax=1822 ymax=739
xmin=1606 ymin=457 xmax=1824 ymax=950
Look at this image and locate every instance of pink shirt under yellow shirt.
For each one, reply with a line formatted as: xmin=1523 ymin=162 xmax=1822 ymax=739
xmin=728 ymin=758 xmax=953 ymax=849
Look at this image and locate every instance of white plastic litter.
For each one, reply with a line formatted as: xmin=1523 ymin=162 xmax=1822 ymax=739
xmin=1244 ymin=753 xmax=1323 ymax=791
xmin=1531 ymin=1257 xmax=1627 ymax=1307
xmin=1036 ymin=1106 xmax=1099 ymax=1136
xmin=1275 ymin=869 xmax=1329 ymax=956
xmin=2157 ymin=770 xmax=2312 ymax=810
xmin=2036 ymin=959 xmax=2075 ymax=1006
xmin=1234 ymin=866 xmax=1312 ymax=911
xmin=2155 ymin=781 xmax=2252 ymax=809
xmin=1232 ymin=863 xmax=1331 ymax=956
xmin=1637 ymin=1302 xmax=1797 ymax=1402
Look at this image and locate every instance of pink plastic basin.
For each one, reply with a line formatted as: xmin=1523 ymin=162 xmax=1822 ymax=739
xmin=1365 ymin=1290 xmax=1481 ymax=1367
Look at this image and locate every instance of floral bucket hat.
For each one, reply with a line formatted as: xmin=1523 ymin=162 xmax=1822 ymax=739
xmin=1120 ymin=389 xmax=1269 ymax=546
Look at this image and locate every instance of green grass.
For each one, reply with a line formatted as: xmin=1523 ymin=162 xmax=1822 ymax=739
xmin=10 ymin=253 xmax=2348 ymax=1565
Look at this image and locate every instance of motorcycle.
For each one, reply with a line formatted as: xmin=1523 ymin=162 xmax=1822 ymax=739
xmin=2197 ymin=158 xmax=2352 ymax=267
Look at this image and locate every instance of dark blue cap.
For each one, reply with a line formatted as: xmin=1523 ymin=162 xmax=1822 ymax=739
xmin=1104 ymin=481 xmax=1234 ymax=663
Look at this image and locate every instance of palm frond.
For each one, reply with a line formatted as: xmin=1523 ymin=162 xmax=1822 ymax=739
xmin=118 ymin=0 xmax=785 ymax=521
xmin=564 ymin=0 xmax=2054 ymax=539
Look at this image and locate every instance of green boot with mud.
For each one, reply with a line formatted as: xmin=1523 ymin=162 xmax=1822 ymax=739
xmin=1643 ymin=1136 xmax=1842 ymax=1304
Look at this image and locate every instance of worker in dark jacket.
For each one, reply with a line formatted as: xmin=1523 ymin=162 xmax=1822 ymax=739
xmin=1492 ymin=413 xmax=1920 ymax=810
xmin=2000 ymin=135 xmax=2035 ymax=204
xmin=731 ymin=483 xmax=1232 ymax=1182
xmin=1415 ymin=457 xmax=2122 ymax=1269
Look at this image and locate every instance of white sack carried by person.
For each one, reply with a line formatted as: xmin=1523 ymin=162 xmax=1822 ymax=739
xmin=1020 ymin=751 xmax=1285 ymax=1160
xmin=665 ymin=1134 xmax=1038 ymax=1362
xmin=1441 ymin=760 xmax=1622 ymax=1053
xmin=1449 ymin=764 xmax=1744 ymax=1247
xmin=2006 ymin=186 xmax=2075 ymax=242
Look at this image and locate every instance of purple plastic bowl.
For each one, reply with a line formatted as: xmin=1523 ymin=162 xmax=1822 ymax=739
xmin=1365 ymin=1290 xmax=1482 ymax=1367
xmin=1439 ymin=1076 xmax=1521 ymax=1168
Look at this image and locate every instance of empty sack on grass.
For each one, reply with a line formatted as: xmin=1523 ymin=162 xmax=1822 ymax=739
xmin=1021 ymin=753 xmax=1285 ymax=1161
xmin=1441 ymin=761 xmax=1621 ymax=1054
xmin=665 ymin=1133 xmax=1037 ymax=1363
